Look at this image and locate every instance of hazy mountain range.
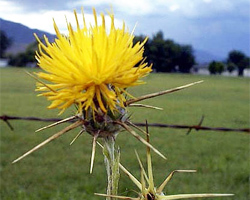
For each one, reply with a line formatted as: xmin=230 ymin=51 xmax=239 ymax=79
xmin=0 ymin=18 xmax=56 ymax=55
xmin=0 ymin=18 xmax=223 ymax=64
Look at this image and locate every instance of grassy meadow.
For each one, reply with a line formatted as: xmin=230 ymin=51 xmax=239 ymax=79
xmin=0 ymin=67 xmax=249 ymax=200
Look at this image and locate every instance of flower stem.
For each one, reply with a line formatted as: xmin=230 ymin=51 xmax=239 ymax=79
xmin=103 ymin=136 xmax=120 ymax=200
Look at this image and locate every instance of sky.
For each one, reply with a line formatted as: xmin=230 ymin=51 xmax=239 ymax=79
xmin=0 ymin=0 xmax=249 ymax=58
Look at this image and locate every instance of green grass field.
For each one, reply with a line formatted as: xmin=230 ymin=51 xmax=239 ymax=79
xmin=0 ymin=67 xmax=249 ymax=200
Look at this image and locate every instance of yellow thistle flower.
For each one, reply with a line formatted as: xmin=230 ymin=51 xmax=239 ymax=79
xmin=34 ymin=8 xmax=152 ymax=115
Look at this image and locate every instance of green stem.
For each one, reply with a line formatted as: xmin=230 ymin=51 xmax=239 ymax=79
xmin=103 ymin=136 xmax=120 ymax=200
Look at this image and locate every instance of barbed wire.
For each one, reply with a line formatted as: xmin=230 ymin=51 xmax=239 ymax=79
xmin=0 ymin=115 xmax=249 ymax=134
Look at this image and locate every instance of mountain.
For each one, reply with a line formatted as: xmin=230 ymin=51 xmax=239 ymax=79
xmin=0 ymin=18 xmax=55 ymax=54
xmin=194 ymin=49 xmax=225 ymax=64
xmin=1 ymin=18 xmax=225 ymax=64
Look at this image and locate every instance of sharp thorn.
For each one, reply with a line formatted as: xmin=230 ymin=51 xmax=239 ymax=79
xmin=12 ymin=120 xmax=83 ymax=163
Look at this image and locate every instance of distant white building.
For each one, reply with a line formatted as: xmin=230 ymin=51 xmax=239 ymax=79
xmin=192 ymin=64 xmax=250 ymax=77
xmin=244 ymin=69 xmax=250 ymax=77
xmin=0 ymin=59 xmax=8 ymax=67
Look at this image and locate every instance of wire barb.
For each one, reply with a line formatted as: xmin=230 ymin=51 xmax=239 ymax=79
xmin=186 ymin=115 xmax=204 ymax=135
xmin=0 ymin=115 xmax=14 ymax=130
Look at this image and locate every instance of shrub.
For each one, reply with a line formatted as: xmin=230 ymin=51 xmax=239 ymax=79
xmin=208 ymin=61 xmax=225 ymax=75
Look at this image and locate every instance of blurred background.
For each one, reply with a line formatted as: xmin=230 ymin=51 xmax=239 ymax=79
xmin=0 ymin=0 xmax=250 ymax=75
xmin=0 ymin=0 xmax=249 ymax=200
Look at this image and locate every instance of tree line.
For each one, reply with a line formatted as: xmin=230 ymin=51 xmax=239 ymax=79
xmin=208 ymin=51 xmax=250 ymax=76
xmin=1 ymin=30 xmax=249 ymax=76
xmin=134 ymin=31 xmax=195 ymax=73
xmin=135 ymin=31 xmax=249 ymax=76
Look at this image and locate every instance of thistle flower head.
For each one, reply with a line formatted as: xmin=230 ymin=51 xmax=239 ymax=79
xmin=34 ymin=8 xmax=152 ymax=116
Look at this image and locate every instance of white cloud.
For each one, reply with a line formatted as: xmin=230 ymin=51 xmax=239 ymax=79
xmin=163 ymin=0 xmax=236 ymax=18
xmin=72 ymin=0 xmax=239 ymax=16
xmin=0 ymin=0 xmax=23 ymax=15
xmin=1 ymin=0 xmax=248 ymax=29
xmin=0 ymin=0 xmax=249 ymax=57
xmin=0 ymin=1 xmax=124 ymax=35
xmin=169 ymin=4 xmax=180 ymax=12
xmin=203 ymin=0 xmax=212 ymax=3
xmin=72 ymin=0 xmax=153 ymax=15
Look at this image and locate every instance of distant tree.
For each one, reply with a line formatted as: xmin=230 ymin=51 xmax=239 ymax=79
xmin=150 ymin=31 xmax=172 ymax=72
xmin=163 ymin=39 xmax=180 ymax=72
xmin=8 ymin=40 xmax=38 ymax=67
xmin=208 ymin=61 xmax=217 ymax=74
xmin=147 ymin=31 xmax=196 ymax=73
xmin=177 ymin=45 xmax=196 ymax=73
xmin=227 ymin=62 xmax=236 ymax=73
xmin=208 ymin=61 xmax=224 ymax=75
xmin=0 ymin=30 xmax=12 ymax=58
xmin=227 ymin=50 xmax=249 ymax=76
xmin=216 ymin=62 xmax=225 ymax=74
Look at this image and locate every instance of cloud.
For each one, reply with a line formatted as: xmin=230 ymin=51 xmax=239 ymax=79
xmin=169 ymin=0 xmax=234 ymax=18
xmin=72 ymin=0 xmax=249 ymax=18
xmin=1 ymin=0 xmax=249 ymax=57
xmin=203 ymin=0 xmax=212 ymax=3
xmin=0 ymin=0 xmax=23 ymax=14
xmin=169 ymin=4 xmax=180 ymax=12
xmin=3 ymin=0 xmax=69 ymax=11
xmin=0 ymin=1 xmax=124 ymax=34
xmin=42 ymin=10 xmax=124 ymax=34
xmin=72 ymin=0 xmax=154 ymax=15
xmin=3 ymin=0 xmax=249 ymax=20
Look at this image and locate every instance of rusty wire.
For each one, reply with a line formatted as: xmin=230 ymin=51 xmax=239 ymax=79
xmin=1 ymin=115 xmax=249 ymax=134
